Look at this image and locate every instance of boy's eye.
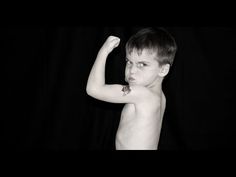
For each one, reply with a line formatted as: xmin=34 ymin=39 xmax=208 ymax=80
xmin=137 ymin=63 xmax=146 ymax=68
xmin=126 ymin=60 xmax=132 ymax=65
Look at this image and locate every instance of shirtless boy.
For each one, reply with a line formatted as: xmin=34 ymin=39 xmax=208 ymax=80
xmin=86 ymin=27 xmax=177 ymax=150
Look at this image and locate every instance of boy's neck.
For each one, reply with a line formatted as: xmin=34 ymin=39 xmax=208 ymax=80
xmin=146 ymin=78 xmax=163 ymax=95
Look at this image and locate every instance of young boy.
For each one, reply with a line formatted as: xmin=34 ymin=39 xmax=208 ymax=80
xmin=86 ymin=27 xmax=177 ymax=150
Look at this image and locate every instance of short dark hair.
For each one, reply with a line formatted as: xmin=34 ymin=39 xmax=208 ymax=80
xmin=125 ymin=27 xmax=177 ymax=66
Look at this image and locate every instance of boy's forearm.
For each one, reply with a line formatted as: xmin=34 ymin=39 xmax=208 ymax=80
xmin=86 ymin=50 xmax=108 ymax=92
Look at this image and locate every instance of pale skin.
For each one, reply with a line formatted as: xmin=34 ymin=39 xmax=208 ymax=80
xmin=86 ymin=36 xmax=170 ymax=150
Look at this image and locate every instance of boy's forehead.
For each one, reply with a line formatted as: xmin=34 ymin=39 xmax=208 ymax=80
xmin=126 ymin=49 xmax=157 ymax=62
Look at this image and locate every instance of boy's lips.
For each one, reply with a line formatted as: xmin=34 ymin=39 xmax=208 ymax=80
xmin=128 ymin=77 xmax=135 ymax=81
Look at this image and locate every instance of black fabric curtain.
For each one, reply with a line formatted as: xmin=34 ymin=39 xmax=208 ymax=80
xmin=2 ymin=26 xmax=236 ymax=151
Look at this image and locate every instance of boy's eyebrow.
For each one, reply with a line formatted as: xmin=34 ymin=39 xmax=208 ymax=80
xmin=126 ymin=57 xmax=150 ymax=63
xmin=138 ymin=61 xmax=150 ymax=64
xmin=126 ymin=57 xmax=133 ymax=63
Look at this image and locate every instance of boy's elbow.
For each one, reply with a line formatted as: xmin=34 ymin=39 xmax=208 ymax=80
xmin=86 ymin=84 xmax=98 ymax=97
xmin=86 ymin=85 xmax=93 ymax=96
xmin=86 ymin=84 xmax=106 ymax=100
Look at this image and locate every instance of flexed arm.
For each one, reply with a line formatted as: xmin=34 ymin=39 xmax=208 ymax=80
xmin=86 ymin=36 xmax=120 ymax=90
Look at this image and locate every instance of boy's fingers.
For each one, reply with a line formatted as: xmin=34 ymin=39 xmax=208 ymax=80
xmin=114 ymin=39 xmax=120 ymax=47
xmin=109 ymin=35 xmax=119 ymax=39
xmin=105 ymin=36 xmax=120 ymax=51
xmin=109 ymin=36 xmax=120 ymax=42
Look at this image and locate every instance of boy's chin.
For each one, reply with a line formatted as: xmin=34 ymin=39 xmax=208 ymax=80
xmin=126 ymin=79 xmax=144 ymax=86
xmin=127 ymin=81 xmax=136 ymax=85
xmin=128 ymin=82 xmax=142 ymax=86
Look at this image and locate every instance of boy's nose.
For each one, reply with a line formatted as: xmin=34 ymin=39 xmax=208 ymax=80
xmin=130 ymin=65 xmax=137 ymax=74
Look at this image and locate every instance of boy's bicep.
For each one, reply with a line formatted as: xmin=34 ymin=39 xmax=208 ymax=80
xmin=87 ymin=84 xmax=148 ymax=103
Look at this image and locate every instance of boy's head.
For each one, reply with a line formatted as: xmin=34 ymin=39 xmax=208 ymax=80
xmin=126 ymin=27 xmax=177 ymax=67
xmin=125 ymin=27 xmax=177 ymax=87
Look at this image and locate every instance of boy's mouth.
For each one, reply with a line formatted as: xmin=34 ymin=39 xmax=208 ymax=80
xmin=128 ymin=77 xmax=135 ymax=82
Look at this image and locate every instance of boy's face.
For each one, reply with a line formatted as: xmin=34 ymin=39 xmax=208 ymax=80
xmin=125 ymin=49 xmax=162 ymax=87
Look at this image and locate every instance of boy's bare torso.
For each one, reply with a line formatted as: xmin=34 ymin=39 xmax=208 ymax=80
xmin=115 ymin=90 xmax=166 ymax=150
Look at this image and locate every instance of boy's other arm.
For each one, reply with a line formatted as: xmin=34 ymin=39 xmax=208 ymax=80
xmin=86 ymin=36 xmax=152 ymax=104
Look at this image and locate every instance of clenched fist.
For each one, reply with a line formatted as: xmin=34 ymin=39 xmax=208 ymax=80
xmin=99 ymin=36 xmax=120 ymax=55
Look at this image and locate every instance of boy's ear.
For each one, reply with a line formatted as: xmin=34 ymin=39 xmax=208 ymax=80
xmin=159 ymin=64 xmax=170 ymax=77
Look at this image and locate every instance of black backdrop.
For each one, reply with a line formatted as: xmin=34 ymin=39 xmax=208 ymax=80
xmin=2 ymin=26 xmax=236 ymax=151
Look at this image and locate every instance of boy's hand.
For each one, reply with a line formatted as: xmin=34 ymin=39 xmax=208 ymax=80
xmin=100 ymin=36 xmax=120 ymax=55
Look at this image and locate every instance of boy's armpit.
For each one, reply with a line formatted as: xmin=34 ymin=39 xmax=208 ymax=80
xmin=122 ymin=85 xmax=131 ymax=96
